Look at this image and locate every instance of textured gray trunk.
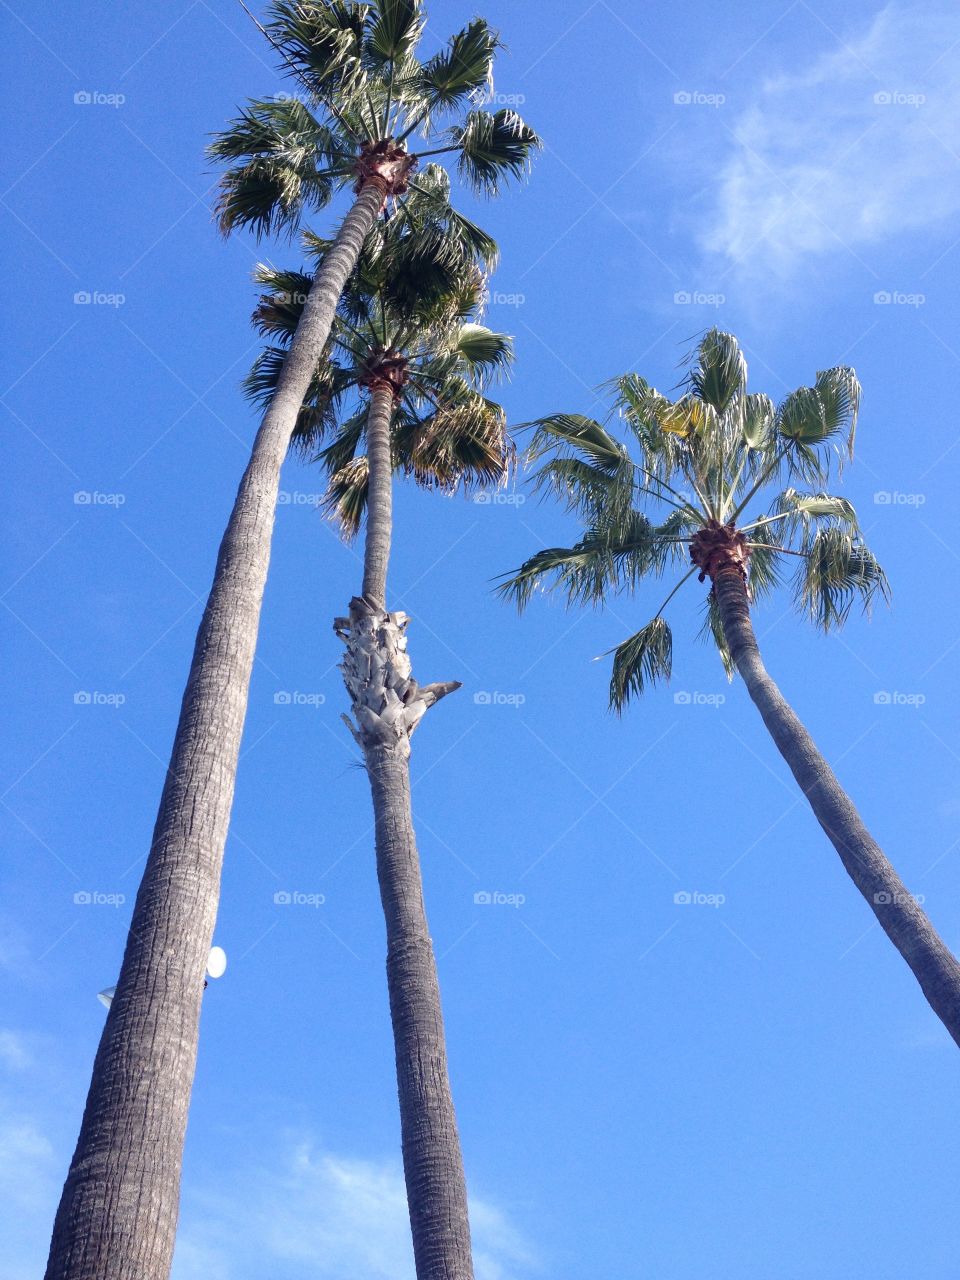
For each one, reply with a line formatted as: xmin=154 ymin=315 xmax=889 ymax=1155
xmin=335 ymin=385 xmax=474 ymax=1280
xmin=44 ymin=180 xmax=387 ymax=1280
xmin=714 ymin=567 xmax=960 ymax=1047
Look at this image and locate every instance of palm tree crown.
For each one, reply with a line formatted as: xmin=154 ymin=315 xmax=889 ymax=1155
xmin=501 ymin=329 xmax=889 ymax=706
xmin=209 ymin=0 xmax=540 ymax=240
xmin=246 ymin=176 xmax=514 ymax=529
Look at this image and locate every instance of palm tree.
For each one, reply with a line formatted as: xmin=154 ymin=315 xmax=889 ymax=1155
xmin=45 ymin=7 xmax=537 ymax=1278
xmin=501 ymin=329 xmax=960 ymax=1048
xmin=248 ymin=218 xmax=513 ymax=1279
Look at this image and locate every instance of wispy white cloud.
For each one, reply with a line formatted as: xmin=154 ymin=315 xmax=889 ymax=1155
xmin=0 ymin=1111 xmax=58 ymax=1280
xmin=0 ymin=1029 xmax=32 ymax=1071
xmin=175 ymin=1140 xmax=539 ymax=1280
xmin=701 ymin=1 xmax=960 ymax=277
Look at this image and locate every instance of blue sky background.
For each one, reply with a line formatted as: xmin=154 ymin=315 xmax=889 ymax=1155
xmin=4 ymin=1 xmax=960 ymax=1276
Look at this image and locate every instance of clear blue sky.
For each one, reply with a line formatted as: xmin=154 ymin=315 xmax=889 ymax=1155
xmin=4 ymin=2 xmax=960 ymax=1277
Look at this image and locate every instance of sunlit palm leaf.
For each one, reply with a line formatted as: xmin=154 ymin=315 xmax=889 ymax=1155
xmin=609 ymin=617 xmax=672 ymax=711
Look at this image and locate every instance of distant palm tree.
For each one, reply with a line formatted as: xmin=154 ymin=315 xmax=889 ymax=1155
xmin=501 ymin=329 xmax=960 ymax=1048
xmin=248 ymin=210 xmax=512 ymax=1279
xmin=45 ymin=6 xmax=537 ymax=1278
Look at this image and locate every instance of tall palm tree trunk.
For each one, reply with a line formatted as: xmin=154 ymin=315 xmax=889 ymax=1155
xmin=336 ymin=383 xmax=474 ymax=1280
xmin=44 ymin=180 xmax=387 ymax=1280
xmin=714 ymin=566 xmax=960 ymax=1047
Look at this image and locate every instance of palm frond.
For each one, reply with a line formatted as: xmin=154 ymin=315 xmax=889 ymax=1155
xmin=415 ymin=18 xmax=499 ymax=115
xmin=496 ymin=511 xmax=655 ymax=612
xmin=450 ymin=109 xmax=541 ymax=195
xmin=697 ymin=593 xmax=736 ymax=680
xmin=364 ymin=0 xmax=424 ymax=67
xmin=323 ymin=455 xmax=369 ymax=537
xmin=609 ymin=617 xmax=673 ymax=711
xmin=266 ymin=1 xmax=368 ymax=102
xmin=686 ymin=329 xmax=747 ymax=414
xmin=798 ymin=527 xmax=890 ymax=631
xmin=453 ymin=324 xmax=513 ymax=384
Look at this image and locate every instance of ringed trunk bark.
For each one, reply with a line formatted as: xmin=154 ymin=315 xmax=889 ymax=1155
xmin=713 ymin=566 xmax=960 ymax=1048
xmin=44 ymin=179 xmax=387 ymax=1280
xmin=361 ymin=382 xmax=395 ymax=608
xmin=334 ymin=388 xmax=474 ymax=1279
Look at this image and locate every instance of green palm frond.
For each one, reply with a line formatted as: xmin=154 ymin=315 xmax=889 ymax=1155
xmin=399 ymin=389 xmax=510 ymax=490
xmin=415 ymin=18 xmax=498 ymax=115
xmin=451 ymin=110 xmax=542 ymax=195
xmin=496 ymin=511 xmax=654 ymax=612
xmin=528 ymin=414 xmax=628 ymax=473
xmin=250 ymin=266 xmax=313 ymax=338
xmin=323 ymin=455 xmax=369 ymax=537
xmin=453 ymin=324 xmax=513 ymax=384
xmin=208 ymin=98 xmax=347 ymax=236
xmin=609 ymin=617 xmax=673 ymax=711
xmin=798 ymin=527 xmax=890 ymax=630
xmin=243 ymin=344 xmax=351 ymax=453
xmin=697 ymin=594 xmax=735 ymax=679
xmin=266 ymin=1 xmax=367 ymax=99
xmin=686 ymin=328 xmax=747 ymax=414
xmin=776 ymin=366 xmax=860 ymax=456
xmin=364 ymin=0 xmax=424 ymax=67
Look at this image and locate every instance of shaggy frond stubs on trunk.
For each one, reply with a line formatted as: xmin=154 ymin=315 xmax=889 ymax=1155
xmin=335 ymin=597 xmax=461 ymax=759
xmin=499 ymin=329 xmax=889 ymax=710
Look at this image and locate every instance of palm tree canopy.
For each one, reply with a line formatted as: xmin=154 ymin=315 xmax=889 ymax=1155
xmin=499 ymin=329 xmax=890 ymax=709
xmin=209 ymin=0 xmax=540 ymax=240
xmin=245 ymin=177 xmax=515 ymax=533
